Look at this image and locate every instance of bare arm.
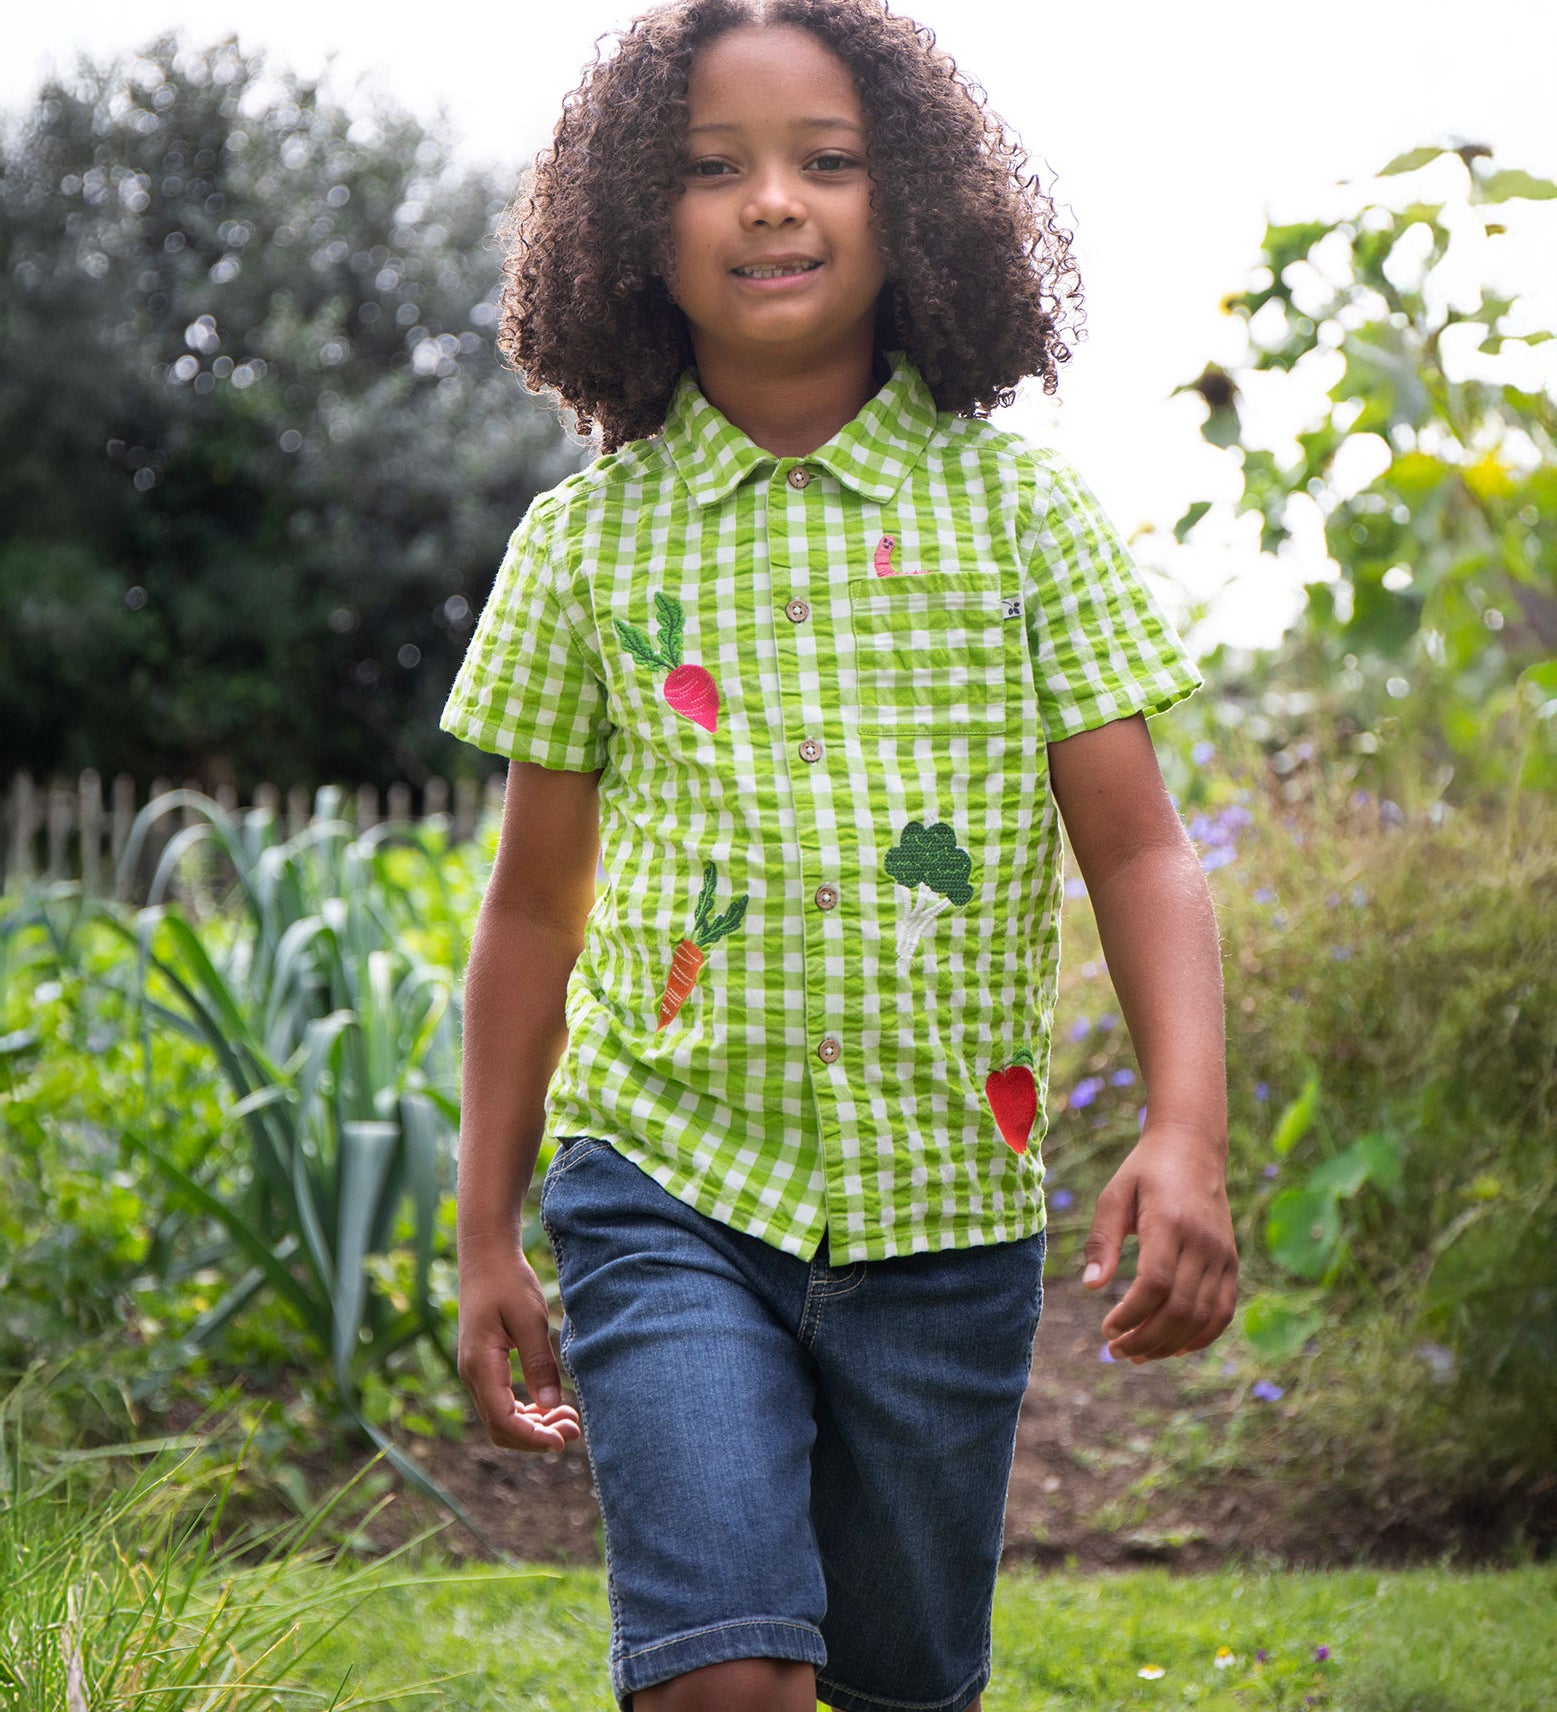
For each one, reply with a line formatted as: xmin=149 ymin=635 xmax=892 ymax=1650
xmin=1048 ymin=715 xmax=1238 ymax=1362
xmin=456 ymin=760 xmax=600 ymax=1449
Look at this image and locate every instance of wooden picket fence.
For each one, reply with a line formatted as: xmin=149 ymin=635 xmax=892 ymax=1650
xmin=2 ymin=768 xmax=506 ymax=903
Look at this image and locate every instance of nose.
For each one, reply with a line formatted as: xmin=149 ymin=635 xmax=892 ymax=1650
xmin=742 ymin=162 xmax=806 ymax=229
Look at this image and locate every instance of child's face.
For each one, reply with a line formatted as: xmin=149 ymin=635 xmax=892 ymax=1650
xmin=668 ymin=25 xmax=886 ymax=374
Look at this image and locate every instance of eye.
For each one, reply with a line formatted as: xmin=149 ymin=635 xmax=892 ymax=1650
xmin=809 ymin=153 xmax=857 ymax=174
xmin=685 ymin=157 xmax=734 ymax=178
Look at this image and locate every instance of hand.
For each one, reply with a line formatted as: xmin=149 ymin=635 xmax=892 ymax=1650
xmin=457 ymin=1238 xmax=582 ymax=1452
xmin=1081 ymin=1122 xmax=1238 ymax=1363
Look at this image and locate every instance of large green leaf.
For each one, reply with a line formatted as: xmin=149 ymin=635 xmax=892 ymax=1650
xmin=332 ymin=1121 xmax=399 ymax=1383
xmin=1266 ymin=1188 xmax=1344 ymax=1281
xmin=1242 ymin=1292 xmax=1324 ymax=1361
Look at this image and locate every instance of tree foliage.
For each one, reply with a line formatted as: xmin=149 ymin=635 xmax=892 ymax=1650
xmin=1178 ymin=144 xmax=1557 ymax=796
xmin=0 ymin=37 xmax=578 ymax=794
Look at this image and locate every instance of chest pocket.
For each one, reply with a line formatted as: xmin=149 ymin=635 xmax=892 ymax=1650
xmin=848 ymin=574 xmax=1027 ymax=735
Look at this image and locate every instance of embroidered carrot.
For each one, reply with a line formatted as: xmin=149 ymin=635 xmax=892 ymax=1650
xmin=985 ymin=1048 xmax=1038 ymax=1154
xmin=873 ymin=534 xmax=898 ymax=576
xmin=614 ymin=591 xmax=720 ymax=731
xmin=657 ymin=861 xmax=749 ymax=1030
xmin=882 ymin=819 xmax=974 ymax=973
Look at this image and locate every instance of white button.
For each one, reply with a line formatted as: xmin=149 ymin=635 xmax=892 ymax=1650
xmin=814 ymin=884 xmax=839 ymax=911
xmin=816 ymin=1036 xmax=841 ymax=1063
xmin=787 ymin=465 xmax=812 ymax=490
xmin=785 ymin=598 xmax=811 ymax=623
xmin=798 ymin=738 xmax=823 ymax=763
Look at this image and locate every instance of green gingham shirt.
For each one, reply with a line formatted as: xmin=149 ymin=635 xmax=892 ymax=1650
xmin=442 ymin=353 xmax=1200 ymax=1263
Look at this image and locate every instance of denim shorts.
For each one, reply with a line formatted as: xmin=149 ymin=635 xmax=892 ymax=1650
xmin=539 ymin=1136 xmax=1046 ymax=1712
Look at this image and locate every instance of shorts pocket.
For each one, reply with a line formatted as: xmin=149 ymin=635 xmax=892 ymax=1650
xmin=848 ymin=573 xmax=1027 ymax=735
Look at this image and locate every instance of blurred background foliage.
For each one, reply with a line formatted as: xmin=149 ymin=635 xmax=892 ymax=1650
xmin=0 ymin=35 xmax=579 ymax=795
xmin=1172 ymin=143 xmax=1556 ymax=805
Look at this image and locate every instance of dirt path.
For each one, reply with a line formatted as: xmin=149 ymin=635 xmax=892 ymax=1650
xmin=377 ymin=1277 xmax=1302 ymax=1570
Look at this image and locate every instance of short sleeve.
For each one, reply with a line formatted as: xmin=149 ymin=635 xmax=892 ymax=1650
xmin=439 ymin=504 xmax=611 ymax=771
xmin=1026 ymin=457 xmax=1203 ymax=739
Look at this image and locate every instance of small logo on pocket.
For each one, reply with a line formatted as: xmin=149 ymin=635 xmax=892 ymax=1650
xmin=1002 ymin=595 xmax=1023 ymax=620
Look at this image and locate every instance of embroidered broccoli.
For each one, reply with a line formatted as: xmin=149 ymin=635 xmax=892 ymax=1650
xmin=882 ymin=819 xmax=974 ymax=974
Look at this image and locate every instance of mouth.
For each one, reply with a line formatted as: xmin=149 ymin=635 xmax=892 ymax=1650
xmin=731 ymin=259 xmax=823 ymax=280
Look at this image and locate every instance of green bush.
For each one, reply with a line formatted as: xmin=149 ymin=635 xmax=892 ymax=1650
xmin=1044 ymin=744 xmax=1555 ymax=1542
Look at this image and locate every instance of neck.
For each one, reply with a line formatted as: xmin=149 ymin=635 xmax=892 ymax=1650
xmin=689 ymin=336 xmax=882 ymax=457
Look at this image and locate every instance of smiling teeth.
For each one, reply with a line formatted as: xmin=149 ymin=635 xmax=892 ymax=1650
xmin=735 ymin=262 xmax=821 ymax=278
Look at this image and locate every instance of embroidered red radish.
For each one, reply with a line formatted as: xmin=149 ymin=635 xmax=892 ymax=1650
xmin=614 ymin=592 xmax=720 ymax=731
xmin=657 ymin=860 xmax=749 ymax=1030
xmin=985 ymin=1048 xmax=1038 ymax=1153
xmin=873 ymin=534 xmax=898 ymax=576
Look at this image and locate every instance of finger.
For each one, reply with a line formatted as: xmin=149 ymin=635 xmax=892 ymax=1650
xmin=1160 ymin=1262 xmax=1226 ymax=1358
xmin=1082 ymin=1180 xmax=1131 ymax=1289
xmin=512 ymin=1318 xmax=565 ymax=1413
xmin=1105 ymin=1255 xmax=1197 ymax=1361
xmin=1100 ymin=1237 xmax=1178 ymax=1344
xmin=1180 ymin=1264 xmax=1239 ymax=1354
xmin=486 ymin=1400 xmax=579 ymax=1453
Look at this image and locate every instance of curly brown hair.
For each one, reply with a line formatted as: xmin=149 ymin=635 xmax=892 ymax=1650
xmin=501 ymin=0 xmax=1084 ymax=450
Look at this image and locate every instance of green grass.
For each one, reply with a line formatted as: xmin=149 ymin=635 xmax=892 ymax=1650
xmin=291 ymin=1561 xmax=1557 ymax=1710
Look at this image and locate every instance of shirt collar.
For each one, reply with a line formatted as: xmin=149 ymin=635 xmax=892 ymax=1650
xmin=661 ymin=351 xmax=940 ymax=507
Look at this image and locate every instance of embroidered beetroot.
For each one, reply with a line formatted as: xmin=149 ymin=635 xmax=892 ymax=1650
xmin=615 ymin=591 xmax=720 ymax=731
xmin=657 ymin=861 xmax=749 ymax=1030
xmin=985 ymin=1048 xmax=1038 ymax=1153
xmin=882 ymin=819 xmax=974 ymax=973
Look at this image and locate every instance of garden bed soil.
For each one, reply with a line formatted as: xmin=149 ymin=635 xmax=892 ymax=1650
xmin=317 ymin=1276 xmax=1445 ymax=1572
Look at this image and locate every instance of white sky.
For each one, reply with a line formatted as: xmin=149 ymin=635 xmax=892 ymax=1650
xmin=9 ymin=0 xmax=1556 ymax=647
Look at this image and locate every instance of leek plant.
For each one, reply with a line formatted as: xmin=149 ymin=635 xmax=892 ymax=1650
xmin=101 ymin=789 xmax=473 ymax=1515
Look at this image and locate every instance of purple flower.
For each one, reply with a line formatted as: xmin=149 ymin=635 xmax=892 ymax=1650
xmin=1254 ymin=1081 xmax=1269 ymax=1103
xmin=1068 ymin=1015 xmax=1091 ymax=1042
xmin=1250 ymin=1379 xmax=1285 ymax=1402
xmin=1098 ymin=1343 xmax=1118 ymax=1364
xmin=1080 ymin=960 xmax=1101 ymax=981
xmin=1330 ymin=945 xmax=1352 ymax=961
xmin=1313 ymin=1645 xmax=1330 ymax=1662
xmin=1191 ymin=740 xmax=1216 ymax=765
xmin=1109 ymin=1068 xmax=1136 ymax=1087
xmin=1254 ymin=887 xmax=1276 ymax=905
xmin=1326 ymin=892 xmax=1341 ymax=908
xmin=1049 ymin=1187 xmax=1075 ymax=1212
xmin=1381 ymin=799 xmax=1403 ymax=827
xmin=1351 ymin=885 xmax=1369 ymax=907
xmin=1220 ymin=1359 xmax=1238 ymax=1377
xmin=1255 ymin=1649 xmax=1269 ymax=1664
xmin=1200 ymin=845 xmax=1237 ymax=873
xmin=1098 ymin=1012 xmax=1118 ymax=1033
xmin=1262 ymin=1162 xmax=1281 ymax=1178
xmin=1415 ymin=1341 xmax=1455 ymax=1381
xmin=1065 ymin=876 xmax=1088 ymax=899
xmin=1069 ymin=1076 xmax=1104 ymax=1110
xmin=1350 ymin=789 xmax=1372 ymax=810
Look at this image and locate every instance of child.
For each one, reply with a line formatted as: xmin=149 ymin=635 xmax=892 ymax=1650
xmin=442 ymin=3 xmax=1237 ymax=1708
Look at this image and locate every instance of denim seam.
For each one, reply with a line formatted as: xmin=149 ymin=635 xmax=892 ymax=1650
xmin=544 ymin=1217 xmax=629 ymax=1676
xmin=814 ymin=1657 xmax=988 ymax=1712
xmin=623 ymin=1615 xmax=825 ymax=1663
xmin=798 ymin=1261 xmax=865 ymax=1344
